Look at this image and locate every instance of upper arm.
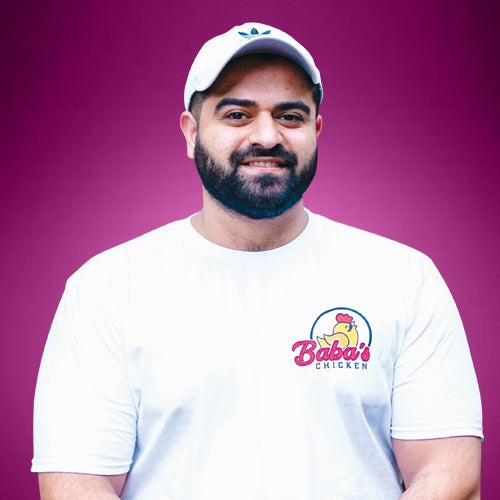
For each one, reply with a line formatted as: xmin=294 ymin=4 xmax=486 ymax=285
xmin=391 ymin=263 xmax=482 ymax=442
xmin=39 ymin=472 xmax=127 ymax=499
xmin=392 ymin=436 xmax=481 ymax=499
xmin=33 ymin=271 xmax=136 ymax=479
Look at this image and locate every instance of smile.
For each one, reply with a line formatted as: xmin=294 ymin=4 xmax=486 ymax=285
xmin=245 ymin=161 xmax=282 ymax=168
xmin=240 ymin=157 xmax=287 ymax=172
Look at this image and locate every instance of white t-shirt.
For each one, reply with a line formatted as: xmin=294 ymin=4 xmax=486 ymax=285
xmin=32 ymin=212 xmax=482 ymax=499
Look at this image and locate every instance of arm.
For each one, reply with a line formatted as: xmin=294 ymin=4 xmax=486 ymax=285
xmin=393 ymin=436 xmax=481 ymax=499
xmin=39 ymin=472 xmax=127 ymax=499
xmin=33 ymin=270 xmax=136 ymax=494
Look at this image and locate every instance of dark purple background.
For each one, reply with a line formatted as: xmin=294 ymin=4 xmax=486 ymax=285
xmin=1 ymin=1 xmax=498 ymax=497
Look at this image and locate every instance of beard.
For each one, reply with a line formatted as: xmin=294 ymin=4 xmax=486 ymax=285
xmin=194 ymin=139 xmax=317 ymax=220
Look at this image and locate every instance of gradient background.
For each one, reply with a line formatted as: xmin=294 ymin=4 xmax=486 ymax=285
xmin=1 ymin=1 xmax=498 ymax=497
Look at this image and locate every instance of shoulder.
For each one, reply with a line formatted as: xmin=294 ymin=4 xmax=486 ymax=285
xmin=308 ymin=212 xmax=435 ymax=275
xmin=67 ymin=216 xmax=193 ymax=289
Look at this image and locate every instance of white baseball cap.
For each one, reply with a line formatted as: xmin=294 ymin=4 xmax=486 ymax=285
xmin=184 ymin=22 xmax=323 ymax=110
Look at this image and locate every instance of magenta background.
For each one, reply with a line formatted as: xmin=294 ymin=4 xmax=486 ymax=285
xmin=1 ymin=1 xmax=498 ymax=497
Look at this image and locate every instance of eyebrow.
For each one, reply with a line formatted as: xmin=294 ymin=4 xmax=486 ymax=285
xmin=214 ymin=98 xmax=257 ymax=113
xmin=275 ymin=101 xmax=311 ymax=116
xmin=214 ymin=98 xmax=311 ymax=117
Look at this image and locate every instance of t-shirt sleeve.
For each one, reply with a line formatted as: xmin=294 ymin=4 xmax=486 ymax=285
xmin=32 ymin=263 xmax=137 ymax=474
xmin=391 ymin=259 xmax=483 ymax=440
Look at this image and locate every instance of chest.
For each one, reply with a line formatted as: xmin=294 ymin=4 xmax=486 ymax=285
xmin=123 ymin=257 xmax=404 ymax=417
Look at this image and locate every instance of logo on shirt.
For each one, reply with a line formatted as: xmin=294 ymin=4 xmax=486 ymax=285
xmin=292 ymin=307 xmax=372 ymax=370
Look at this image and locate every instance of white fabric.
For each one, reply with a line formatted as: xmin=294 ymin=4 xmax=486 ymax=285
xmin=183 ymin=22 xmax=322 ymax=110
xmin=32 ymin=212 xmax=482 ymax=499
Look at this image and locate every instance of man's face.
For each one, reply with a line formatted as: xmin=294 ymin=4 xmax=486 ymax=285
xmin=187 ymin=55 xmax=322 ymax=219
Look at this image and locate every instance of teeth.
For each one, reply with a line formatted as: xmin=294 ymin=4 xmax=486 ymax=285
xmin=246 ymin=161 xmax=280 ymax=167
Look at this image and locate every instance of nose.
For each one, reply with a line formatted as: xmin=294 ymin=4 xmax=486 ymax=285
xmin=248 ymin=112 xmax=283 ymax=149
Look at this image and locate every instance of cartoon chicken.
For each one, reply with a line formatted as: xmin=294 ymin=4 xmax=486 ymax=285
xmin=317 ymin=313 xmax=359 ymax=348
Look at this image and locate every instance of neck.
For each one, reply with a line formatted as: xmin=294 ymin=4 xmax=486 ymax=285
xmin=191 ymin=190 xmax=309 ymax=251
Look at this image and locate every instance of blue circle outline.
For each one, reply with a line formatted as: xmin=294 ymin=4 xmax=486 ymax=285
xmin=309 ymin=307 xmax=372 ymax=346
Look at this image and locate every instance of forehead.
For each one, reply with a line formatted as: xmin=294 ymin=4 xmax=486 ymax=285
xmin=208 ymin=54 xmax=314 ymax=102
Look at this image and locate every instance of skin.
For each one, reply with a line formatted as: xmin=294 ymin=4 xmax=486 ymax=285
xmin=180 ymin=55 xmax=323 ymax=251
xmin=38 ymin=472 xmax=126 ymax=499
xmin=39 ymin=55 xmax=481 ymax=498
xmin=394 ymin=437 xmax=481 ymax=498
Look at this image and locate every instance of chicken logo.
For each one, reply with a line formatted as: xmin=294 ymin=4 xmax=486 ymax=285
xmin=317 ymin=313 xmax=358 ymax=348
xmin=292 ymin=307 xmax=372 ymax=369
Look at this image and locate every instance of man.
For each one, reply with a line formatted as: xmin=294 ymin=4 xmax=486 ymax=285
xmin=33 ymin=22 xmax=482 ymax=499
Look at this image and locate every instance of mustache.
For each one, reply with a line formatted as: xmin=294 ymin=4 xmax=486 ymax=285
xmin=229 ymin=145 xmax=298 ymax=168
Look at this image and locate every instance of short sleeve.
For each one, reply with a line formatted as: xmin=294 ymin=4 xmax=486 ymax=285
xmin=391 ymin=260 xmax=483 ymax=440
xmin=32 ymin=263 xmax=137 ymax=474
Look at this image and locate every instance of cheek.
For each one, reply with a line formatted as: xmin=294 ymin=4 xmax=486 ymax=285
xmin=289 ymin=132 xmax=317 ymax=159
xmin=201 ymin=129 xmax=244 ymax=158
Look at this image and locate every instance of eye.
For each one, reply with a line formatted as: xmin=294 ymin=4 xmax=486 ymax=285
xmin=277 ymin=113 xmax=304 ymax=125
xmin=225 ymin=111 xmax=249 ymax=121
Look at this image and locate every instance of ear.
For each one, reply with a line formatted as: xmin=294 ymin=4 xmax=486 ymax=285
xmin=315 ymin=114 xmax=323 ymax=138
xmin=180 ymin=111 xmax=198 ymax=159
